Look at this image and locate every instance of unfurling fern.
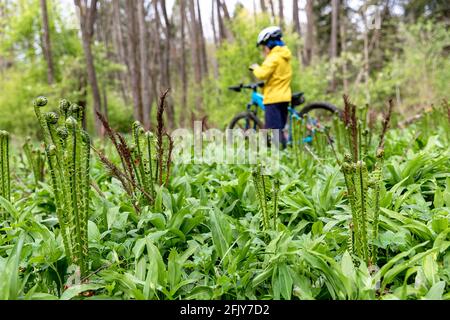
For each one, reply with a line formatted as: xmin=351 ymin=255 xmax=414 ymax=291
xmin=291 ymin=117 xmax=307 ymax=164
xmin=371 ymin=148 xmax=384 ymax=263
xmin=252 ymin=165 xmax=280 ymax=232
xmin=23 ymin=137 xmax=45 ymax=186
xmin=341 ymin=96 xmax=393 ymax=266
xmin=34 ymin=96 xmax=91 ymax=276
xmin=95 ymin=90 xmax=173 ymax=210
xmin=131 ymin=121 xmax=173 ymax=203
xmin=0 ymin=130 xmax=11 ymax=217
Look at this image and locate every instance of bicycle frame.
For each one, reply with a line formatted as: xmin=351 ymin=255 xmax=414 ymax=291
xmin=247 ymin=89 xmax=312 ymax=144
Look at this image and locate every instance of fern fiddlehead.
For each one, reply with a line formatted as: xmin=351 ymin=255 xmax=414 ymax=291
xmin=34 ymin=97 xmax=91 ymax=277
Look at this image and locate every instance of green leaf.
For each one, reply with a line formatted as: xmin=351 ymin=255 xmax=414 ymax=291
xmin=423 ymin=281 xmax=445 ymax=300
xmin=135 ymin=257 xmax=147 ymax=282
xmin=0 ymin=233 xmax=24 ymax=300
xmin=431 ymin=216 xmax=448 ymax=234
xmin=341 ymin=251 xmax=356 ymax=281
xmin=60 ymin=284 xmax=105 ymax=300
xmin=133 ymin=238 xmax=146 ymax=259
xmin=209 ymin=208 xmax=232 ymax=259
xmin=168 ymin=249 xmax=181 ymax=290
xmin=311 ymin=221 xmax=323 ymax=236
xmin=278 ymin=264 xmax=293 ymax=300
xmin=433 ymin=187 xmax=444 ymax=208
xmin=145 ymin=237 xmax=167 ymax=287
xmin=87 ymin=221 xmax=100 ymax=242
xmin=0 ymin=195 xmax=20 ymax=221
xmin=381 ymin=247 xmax=439 ymax=289
xmin=252 ymin=267 xmax=273 ymax=287
xmin=422 ymin=254 xmax=439 ymax=286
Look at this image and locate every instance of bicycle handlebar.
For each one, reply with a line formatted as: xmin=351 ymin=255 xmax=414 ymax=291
xmin=228 ymin=81 xmax=265 ymax=92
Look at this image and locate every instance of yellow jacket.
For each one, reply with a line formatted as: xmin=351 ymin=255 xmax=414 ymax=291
xmin=253 ymin=46 xmax=292 ymax=105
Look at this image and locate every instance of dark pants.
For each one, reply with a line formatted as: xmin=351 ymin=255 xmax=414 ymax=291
xmin=265 ymin=102 xmax=289 ymax=148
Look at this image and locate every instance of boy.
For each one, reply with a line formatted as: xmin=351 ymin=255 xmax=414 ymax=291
xmin=250 ymin=26 xmax=292 ymax=149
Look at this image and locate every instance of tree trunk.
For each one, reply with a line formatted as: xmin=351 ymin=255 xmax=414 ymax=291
xmin=40 ymin=0 xmax=54 ymax=84
xmin=196 ymin=0 xmax=208 ymax=78
xmin=138 ymin=0 xmax=152 ymax=129
xmin=220 ymin=0 xmax=231 ymax=21
xmin=180 ymin=0 xmax=188 ymax=127
xmin=330 ymin=0 xmax=339 ymax=91
xmin=160 ymin=0 xmax=174 ymax=129
xmin=260 ymin=0 xmax=267 ymax=13
xmin=218 ymin=0 xmax=233 ymax=41
xmin=293 ymin=0 xmax=303 ymax=64
xmin=293 ymin=0 xmax=301 ymax=35
xmin=74 ymin=0 xmax=103 ymax=136
xmin=216 ymin=0 xmax=226 ymax=42
xmin=188 ymin=0 xmax=203 ymax=119
xmin=112 ymin=0 xmax=130 ymax=106
xmin=97 ymin=3 xmax=111 ymax=121
xmin=211 ymin=0 xmax=218 ymax=47
xmin=304 ymin=0 xmax=315 ymax=66
xmin=363 ymin=24 xmax=370 ymax=103
xmin=278 ymin=0 xmax=284 ymax=27
xmin=125 ymin=0 xmax=143 ymax=123
xmin=340 ymin=5 xmax=348 ymax=93
xmin=268 ymin=0 xmax=275 ymax=20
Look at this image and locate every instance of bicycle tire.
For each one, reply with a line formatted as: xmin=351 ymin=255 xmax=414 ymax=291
xmin=297 ymin=102 xmax=342 ymax=118
xmin=228 ymin=112 xmax=264 ymax=130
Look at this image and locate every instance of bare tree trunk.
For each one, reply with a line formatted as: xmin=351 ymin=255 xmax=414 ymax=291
xmin=260 ymin=0 xmax=267 ymax=12
xmin=293 ymin=0 xmax=301 ymax=35
xmin=361 ymin=11 xmax=370 ymax=102
xmin=304 ymin=0 xmax=315 ymax=66
xmin=160 ymin=0 xmax=174 ymax=128
xmin=188 ymin=0 xmax=203 ymax=119
xmin=330 ymin=0 xmax=339 ymax=91
xmin=180 ymin=0 xmax=188 ymax=127
xmin=217 ymin=0 xmax=233 ymax=42
xmin=268 ymin=0 xmax=275 ymax=20
xmin=112 ymin=0 xmax=126 ymax=63
xmin=220 ymin=0 xmax=231 ymax=21
xmin=363 ymin=26 xmax=370 ymax=103
xmin=216 ymin=0 xmax=226 ymax=41
xmin=125 ymin=0 xmax=143 ymax=123
xmin=340 ymin=5 xmax=348 ymax=93
xmin=97 ymin=3 xmax=112 ymax=120
xmin=112 ymin=0 xmax=130 ymax=106
xmin=40 ymin=0 xmax=54 ymax=84
xmin=278 ymin=0 xmax=284 ymax=27
xmin=138 ymin=0 xmax=152 ymax=129
xmin=211 ymin=0 xmax=218 ymax=47
xmin=196 ymin=0 xmax=208 ymax=78
xmin=75 ymin=0 xmax=103 ymax=136
xmin=292 ymin=0 xmax=304 ymax=64
xmin=152 ymin=0 xmax=162 ymax=97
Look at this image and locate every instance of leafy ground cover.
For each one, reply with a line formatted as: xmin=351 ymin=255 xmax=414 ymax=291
xmin=0 ymin=98 xmax=449 ymax=300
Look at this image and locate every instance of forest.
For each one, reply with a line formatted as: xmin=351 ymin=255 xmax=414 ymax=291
xmin=0 ymin=0 xmax=449 ymax=301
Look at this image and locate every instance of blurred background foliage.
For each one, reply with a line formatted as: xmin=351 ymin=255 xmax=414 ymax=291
xmin=0 ymin=0 xmax=448 ymax=135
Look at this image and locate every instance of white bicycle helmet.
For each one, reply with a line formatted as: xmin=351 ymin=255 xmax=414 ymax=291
xmin=256 ymin=26 xmax=283 ymax=47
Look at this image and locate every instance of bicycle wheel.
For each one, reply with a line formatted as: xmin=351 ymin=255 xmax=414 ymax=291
xmin=290 ymin=102 xmax=342 ymax=147
xmin=228 ymin=112 xmax=264 ymax=131
xmin=297 ymin=102 xmax=342 ymax=118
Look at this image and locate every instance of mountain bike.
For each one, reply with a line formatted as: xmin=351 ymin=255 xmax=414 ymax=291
xmin=227 ymin=81 xmax=341 ymax=144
